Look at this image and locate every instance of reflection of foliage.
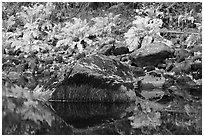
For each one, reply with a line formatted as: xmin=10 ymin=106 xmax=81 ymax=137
xmin=2 ymin=84 xmax=55 ymax=127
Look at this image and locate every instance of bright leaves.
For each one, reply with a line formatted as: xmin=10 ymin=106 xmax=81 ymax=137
xmin=124 ymin=16 xmax=164 ymax=51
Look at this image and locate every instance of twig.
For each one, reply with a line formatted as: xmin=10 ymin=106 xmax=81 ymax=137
xmin=159 ymin=29 xmax=200 ymax=35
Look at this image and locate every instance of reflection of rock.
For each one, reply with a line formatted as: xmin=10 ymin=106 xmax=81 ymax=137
xmin=130 ymin=43 xmax=173 ymax=67
xmin=51 ymin=55 xmax=137 ymax=102
xmin=74 ymin=118 xmax=132 ymax=135
xmin=139 ymin=72 xmax=165 ymax=90
xmin=51 ymin=102 xmax=132 ymax=128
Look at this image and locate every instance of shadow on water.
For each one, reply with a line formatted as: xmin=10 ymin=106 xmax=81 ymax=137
xmin=50 ymin=102 xmax=133 ymax=129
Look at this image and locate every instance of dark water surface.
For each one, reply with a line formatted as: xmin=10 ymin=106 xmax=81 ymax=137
xmin=2 ymin=82 xmax=201 ymax=135
xmin=50 ymin=102 xmax=133 ymax=129
xmin=49 ymin=99 xmax=202 ymax=135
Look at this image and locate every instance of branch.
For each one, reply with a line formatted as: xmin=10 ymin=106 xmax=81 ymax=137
xmin=159 ymin=29 xmax=200 ymax=35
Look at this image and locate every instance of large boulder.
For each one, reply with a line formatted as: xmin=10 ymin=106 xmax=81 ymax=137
xmin=50 ymin=54 xmax=138 ymax=102
xmin=129 ymin=43 xmax=173 ymax=67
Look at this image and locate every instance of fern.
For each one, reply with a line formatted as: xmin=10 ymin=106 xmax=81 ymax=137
xmin=124 ymin=15 xmax=170 ymax=51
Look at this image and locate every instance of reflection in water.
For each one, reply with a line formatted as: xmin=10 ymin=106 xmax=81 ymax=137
xmin=51 ymin=102 xmax=133 ymax=129
xmin=2 ymin=97 xmax=73 ymax=135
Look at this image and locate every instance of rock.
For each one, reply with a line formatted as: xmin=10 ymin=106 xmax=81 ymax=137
xmin=75 ymin=52 xmax=86 ymax=60
xmin=165 ymin=59 xmax=175 ymax=72
xmin=98 ymin=44 xmax=115 ymax=55
xmin=192 ymin=70 xmax=202 ymax=80
xmin=44 ymin=57 xmax=54 ymax=65
xmin=144 ymin=66 xmax=155 ymax=72
xmin=130 ymin=66 xmax=145 ymax=77
xmin=167 ymin=85 xmax=185 ymax=98
xmin=171 ymin=59 xmax=191 ymax=74
xmin=174 ymin=49 xmax=190 ymax=63
xmin=176 ymin=75 xmax=197 ymax=88
xmin=139 ymin=72 xmax=165 ymax=90
xmin=140 ymin=89 xmax=165 ymax=100
xmin=51 ymin=54 xmax=137 ymax=102
xmin=191 ymin=62 xmax=202 ymax=71
xmin=175 ymin=75 xmax=201 ymax=98
xmin=188 ymin=85 xmax=202 ymax=98
xmin=113 ymin=46 xmax=129 ymax=56
xmin=157 ymin=63 xmax=166 ymax=69
xmin=120 ymin=55 xmax=129 ymax=62
xmin=163 ymin=77 xmax=175 ymax=89
xmin=55 ymin=55 xmax=64 ymax=63
xmin=129 ymin=42 xmax=173 ymax=67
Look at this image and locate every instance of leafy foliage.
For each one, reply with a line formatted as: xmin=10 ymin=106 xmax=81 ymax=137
xmin=2 ymin=2 xmax=202 ymax=135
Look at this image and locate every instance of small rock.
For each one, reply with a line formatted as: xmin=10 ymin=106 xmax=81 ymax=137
xmin=8 ymin=71 xmax=21 ymax=81
xmin=188 ymin=85 xmax=202 ymax=98
xmin=113 ymin=46 xmax=129 ymax=56
xmin=43 ymin=70 xmax=51 ymax=77
xmin=16 ymin=63 xmax=28 ymax=73
xmin=141 ymin=89 xmax=165 ymax=100
xmin=44 ymin=57 xmax=54 ymax=65
xmin=174 ymin=49 xmax=190 ymax=63
xmin=129 ymin=42 xmax=173 ymax=67
xmin=75 ymin=52 xmax=86 ymax=60
xmin=171 ymin=60 xmax=191 ymax=74
xmin=98 ymin=44 xmax=115 ymax=56
xmin=144 ymin=66 xmax=155 ymax=72
xmin=176 ymin=75 xmax=196 ymax=88
xmin=55 ymin=55 xmax=63 ymax=63
xmin=157 ymin=63 xmax=166 ymax=69
xmin=163 ymin=77 xmax=175 ymax=89
xmin=120 ymin=56 xmax=129 ymax=62
xmin=130 ymin=66 xmax=145 ymax=77
xmin=192 ymin=70 xmax=202 ymax=80
xmin=72 ymin=37 xmax=80 ymax=42
xmin=139 ymin=73 xmax=165 ymax=90
xmin=191 ymin=62 xmax=202 ymax=71
xmin=167 ymin=86 xmax=184 ymax=97
xmin=87 ymin=35 xmax=96 ymax=40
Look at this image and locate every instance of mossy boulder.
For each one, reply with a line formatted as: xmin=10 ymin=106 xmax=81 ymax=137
xmin=50 ymin=54 xmax=138 ymax=102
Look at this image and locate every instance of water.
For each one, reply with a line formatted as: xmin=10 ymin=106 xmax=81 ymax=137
xmin=2 ymin=82 xmax=201 ymax=134
xmin=50 ymin=102 xmax=133 ymax=129
xmin=49 ymin=99 xmax=202 ymax=135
